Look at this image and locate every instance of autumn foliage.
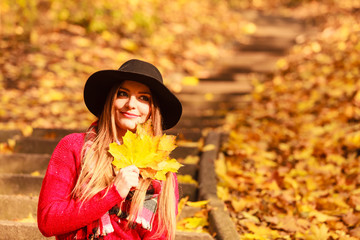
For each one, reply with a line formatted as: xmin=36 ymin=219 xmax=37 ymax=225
xmin=217 ymin=6 xmax=360 ymax=240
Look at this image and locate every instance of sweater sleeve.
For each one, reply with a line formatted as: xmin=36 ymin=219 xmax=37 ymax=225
xmin=37 ymin=133 xmax=124 ymax=237
xmin=140 ymin=173 xmax=180 ymax=240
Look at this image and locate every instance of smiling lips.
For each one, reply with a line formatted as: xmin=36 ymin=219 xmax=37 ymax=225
xmin=121 ymin=112 xmax=140 ymax=118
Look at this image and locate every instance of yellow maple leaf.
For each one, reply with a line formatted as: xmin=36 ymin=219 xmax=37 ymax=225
xmin=177 ymin=196 xmax=189 ymax=219
xmin=309 ymin=210 xmax=338 ymax=222
xmin=15 ymin=213 xmax=36 ymax=223
xmin=176 ymin=140 xmax=200 ymax=148
xmin=158 ymin=134 xmax=177 ymax=152
xmin=30 ymin=171 xmax=41 ymax=176
xmin=178 ymin=174 xmax=198 ymax=185
xmin=182 ymin=76 xmax=199 ymax=86
xmin=203 ymin=144 xmax=215 ymax=152
xmin=306 ymin=224 xmax=330 ymax=240
xmin=21 ymin=125 xmax=33 ymax=137
xmin=231 ymin=198 xmax=247 ymax=212
xmin=245 ymin=222 xmax=281 ymax=238
xmin=177 ymin=216 xmax=208 ymax=230
xmin=186 ymin=200 xmax=209 ymax=208
xmin=179 ymin=155 xmax=199 ymax=164
xmin=242 ymin=212 xmax=260 ymax=224
xmin=109 ymin=121 xmax=183 ymax=180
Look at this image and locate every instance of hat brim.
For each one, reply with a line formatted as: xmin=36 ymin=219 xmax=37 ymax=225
xmin=84 ymin=70 xmax=182 ymax=130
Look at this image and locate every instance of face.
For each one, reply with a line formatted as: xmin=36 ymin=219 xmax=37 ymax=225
xmin=114 ymin=80 xmax=152 ymax=136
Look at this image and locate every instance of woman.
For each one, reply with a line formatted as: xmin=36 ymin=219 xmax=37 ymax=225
xmin=37 ymin=59 xmax=183 ymax=240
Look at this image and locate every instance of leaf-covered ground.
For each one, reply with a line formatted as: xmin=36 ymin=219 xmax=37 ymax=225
xmin=217 ymin=2 xmax=360 ymax=239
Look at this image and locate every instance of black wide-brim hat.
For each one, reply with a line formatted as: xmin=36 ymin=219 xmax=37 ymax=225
xmin=84 ymin=59 xmax=182 ymax=130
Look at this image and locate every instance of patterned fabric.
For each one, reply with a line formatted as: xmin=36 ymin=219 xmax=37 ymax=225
xmin=109 ymin=180 xmax=162 ymax=230
xmin=76 ymin=122 xmax=162 ymax=239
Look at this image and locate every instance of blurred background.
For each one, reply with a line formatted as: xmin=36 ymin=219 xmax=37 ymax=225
xmin=1 ymin=0 xmax=249 ymax=130
xmin=1 ymin=0 xmax=358 ymax=131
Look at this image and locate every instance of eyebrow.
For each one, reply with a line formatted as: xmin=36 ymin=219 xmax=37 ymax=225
xmin=119 ymin=87 xmax=151 ymax=95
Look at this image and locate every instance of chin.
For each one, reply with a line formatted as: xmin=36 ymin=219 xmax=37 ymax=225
xmin=128 ymin=125 xmax=137 ymax=132
xmin=117 ymin=120 xmax=137 ymax=132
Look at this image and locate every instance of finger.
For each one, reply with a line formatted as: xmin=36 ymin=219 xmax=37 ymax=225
xmin=123 ymin=165 xmax=139 ymax=174
xmin=119 ymin=166 xmax=137 ymax=175
xmin=123 ymin=172 xmax=139 ymax=185
xmin=129 ymin=173 xmax=140 ymax=183
xmin=129 ymin=165 xmax=140 ymax=174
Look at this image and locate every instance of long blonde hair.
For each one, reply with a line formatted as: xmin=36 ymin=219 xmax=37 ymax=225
xmin=72 ymin=83 xmax=176 ymax=239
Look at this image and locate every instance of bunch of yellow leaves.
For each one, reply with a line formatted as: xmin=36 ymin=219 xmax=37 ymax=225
xmin=109 ymin=121 xmax=183 ymax=180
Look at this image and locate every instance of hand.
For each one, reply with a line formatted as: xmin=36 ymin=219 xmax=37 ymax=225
xmin=114 ymin=165 xmax=140 ymax=198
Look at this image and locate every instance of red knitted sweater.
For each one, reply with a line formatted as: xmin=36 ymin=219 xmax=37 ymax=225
xmin=37 ymin=133 xmax=179 ymax=239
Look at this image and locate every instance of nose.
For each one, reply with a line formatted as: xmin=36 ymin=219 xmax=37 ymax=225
xmin=127 ymin=95 xmax=136 ymax=109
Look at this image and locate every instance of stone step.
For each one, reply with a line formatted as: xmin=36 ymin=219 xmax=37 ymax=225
xmin=177 ymin=91 xmax=249 ymax=101
xmin=176 ymin=117 xmax=224 ymax=129
xmin=31 ymin=128 xmax=83 ymax=140
xmin=212 ymin=52 xmax=279 ymax=74
xmin=0 ymin=220 xmax=53 ymax=240
xmin=0 ymin=153 xmax=50 ymax=174
xmin=176 ymin=231 xmax=214 ymax=240
xmin=235 ymin=35 xmax=295 ymax=54
xmin=179 ymin=96 xmax=249 ymax=107
xmin=180 ymin=115 xmax=224 ymax=122
xmin=241 ymin=10 xmax=305 ymax=38
xmin=0 ymin=174 xmax=43 ymax=196
xmin=0 ymin=220 xmax=213 ymax=240
xmin=178 ymin=205 xmax=202 ymax=220
xmin=0 ymin=173 xmax=198 ymax=200
xmin=180 ymin=81 xmax=252 ymax=95
xmin=180 ymin=102 xmax=246 ymax=115
xmin=166 ymin=128 xmax=203 ymax=141
xmin=0 ymin=195 xmax=38 ymax=221
xmin=179 ymin=96 xmax=249 ymax=114
xmin=0 ymin=130 xmax=22 ymax=142
xmin=14 ymin=138 xmax=58 ymax=154
xmin=179 ymin=182 xmax=197 ymax=201
xmin=178 ymin=163 xmax=198 ymax=178
xmin=171 ymin=146 xmax=200 ymax=159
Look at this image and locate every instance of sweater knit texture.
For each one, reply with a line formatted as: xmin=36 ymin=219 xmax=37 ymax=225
xmin=37 ymin=133 xmax=179 ymax=239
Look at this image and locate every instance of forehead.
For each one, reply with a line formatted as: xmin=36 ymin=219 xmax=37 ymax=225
xmin=120 ymin=80 xmax=150 ymax=93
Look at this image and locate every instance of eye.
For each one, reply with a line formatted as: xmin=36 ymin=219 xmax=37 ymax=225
xmin=139 ymin=95 xmax=150 ymax=102
xmin=117 ymin=90 xmax=128 ymax=98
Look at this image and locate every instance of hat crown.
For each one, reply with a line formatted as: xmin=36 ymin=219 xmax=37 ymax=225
xmin=119 ymin=59 xmax=163 ymax=84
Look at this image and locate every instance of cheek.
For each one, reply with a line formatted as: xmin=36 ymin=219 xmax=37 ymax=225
xmin=114 ymin=99 xmax=125 ymax=110
xmin=140 ymin=103 xmax=151 ymax=118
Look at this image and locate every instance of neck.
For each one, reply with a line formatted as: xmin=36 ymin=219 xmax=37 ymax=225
xmin=117 ymin=128 xmax=127 ymax=143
